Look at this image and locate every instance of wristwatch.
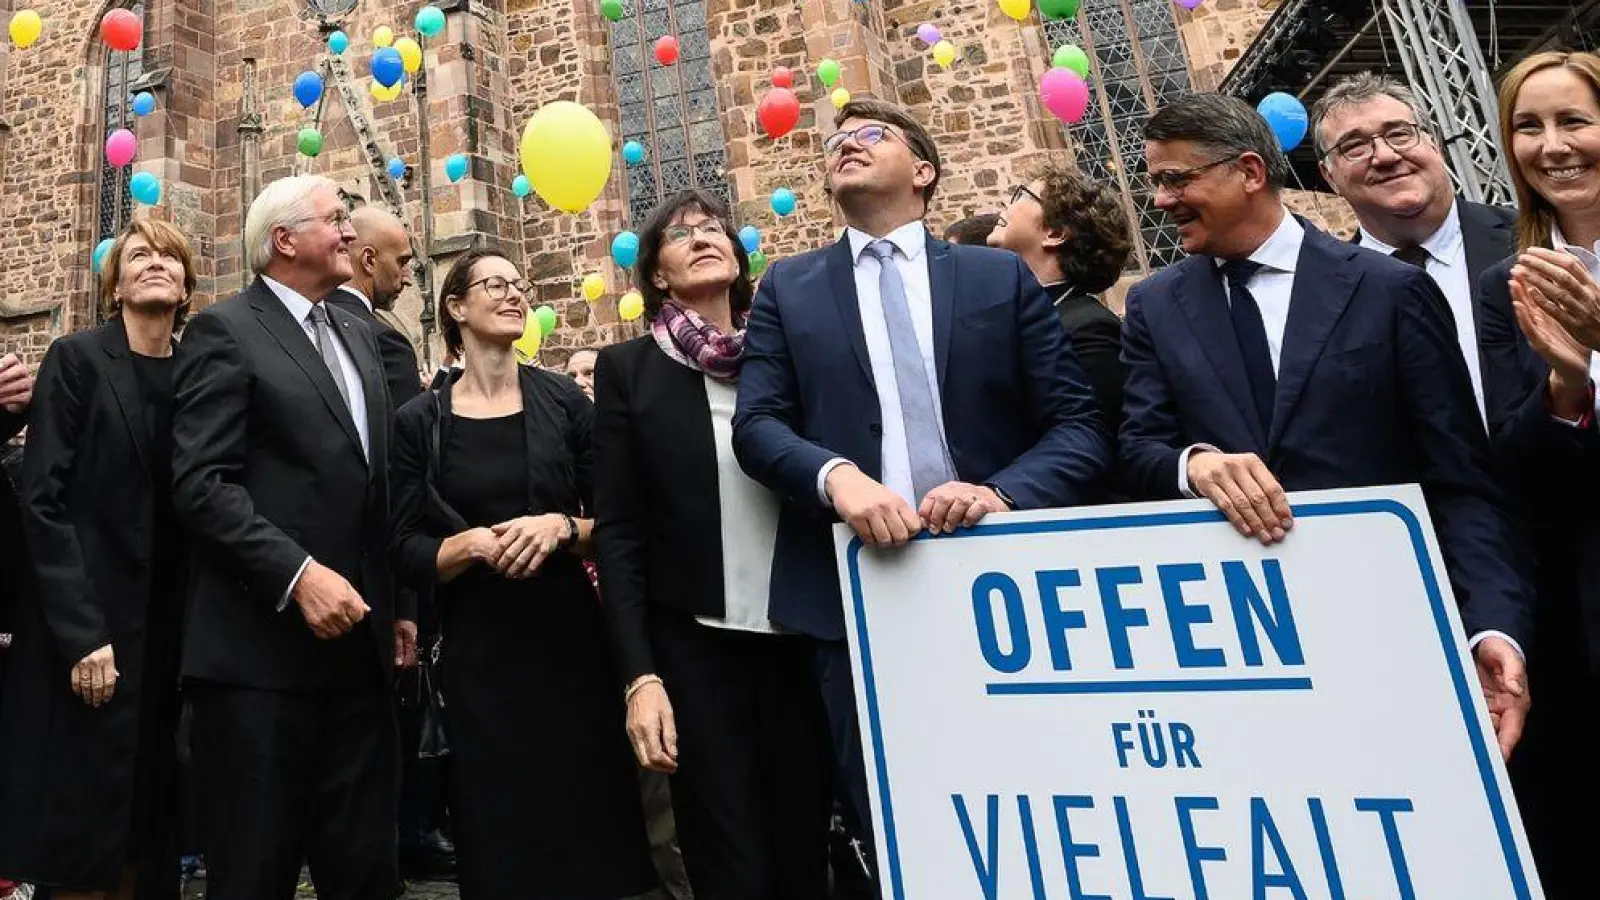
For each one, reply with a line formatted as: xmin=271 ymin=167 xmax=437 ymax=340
xmin=561 ymin=513 xmax=580 ymax=547
xmin=985 ymin=483 xmax=1017 ymax=510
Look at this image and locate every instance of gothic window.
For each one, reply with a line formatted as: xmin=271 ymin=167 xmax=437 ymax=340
xmin=608 ymin=0 xmax=731 ymax=224
xmin=95 ymin=2 xmax=145 ymax=250
xmin=1043 ymin=0 xmax=1194 ymax=274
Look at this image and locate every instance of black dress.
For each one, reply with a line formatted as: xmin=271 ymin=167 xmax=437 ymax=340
xmin=436 ymin=411 xmax=655 ymax=900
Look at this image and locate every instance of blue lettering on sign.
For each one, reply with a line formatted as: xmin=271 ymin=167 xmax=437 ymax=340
xmin=1250 ymin=796 xmax=1308 ymax=900
xmin=1356 ymin=797 xmax=1418 ymax=900
xmin=972 ymin=572 xmax=1031 ymax=674
xmin=952 ymin=794 xmax=1001 ymax=900
xmin=1052 ymin=795 xmax=1110 ymax=900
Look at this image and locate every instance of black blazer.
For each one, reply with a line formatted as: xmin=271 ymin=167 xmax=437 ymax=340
xmin=0 ymin=406 xmax=26 ymax=638
xmin=172 ymin=278 xmax=404 ymax=691
xmin=328 ymin=287 xmax=423 ymax=410
xmin=592 ymin=336 xmax=743 ymax=684
xmin=1053 ymin=284 xmax=1125 ymax=441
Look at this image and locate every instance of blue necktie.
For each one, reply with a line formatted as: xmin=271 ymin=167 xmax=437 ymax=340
xmin=866 ymin=240 xmax=952 ymax=503
xmin=1221 ymin=259 xmax=1275 ymax=435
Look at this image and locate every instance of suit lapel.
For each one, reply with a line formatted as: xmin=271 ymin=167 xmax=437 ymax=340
xmin=1174 ymin=258 xmax=1269 ymax=451
xmin=328 ymin=301 xmax=386 ymax=469
xmin=1459 ymin=200 xmax=1516 ymax=349
xmin=927 ymin=237 xmax=956 ymax=394
xmin=99 ymin=318 xmax=151 ymax=478
xmin=248 ymin=280 xmax=366 ymax=463
xmin=1268 ymin=228 xmax=1359 ymax=449
xmin=825 ymin=237 xmax=876 ymax=387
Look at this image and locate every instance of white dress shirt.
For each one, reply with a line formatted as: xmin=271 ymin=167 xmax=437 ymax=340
xmin=698 ymin=377 xmax=781 ymax=634
xmin=815 ymin=222 xmax=954 ymax=507
xmin=1545 ymin=223 xmax=1600 ymax=419
xmin=262 ymin=275 xmax=371 ymax=608
xmin=1358 ymin=201 xmax=1487 ymax=423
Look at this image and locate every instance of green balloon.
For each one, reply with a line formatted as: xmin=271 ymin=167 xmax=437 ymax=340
xmin=599 ymin=0 xmax=624 ymax=21
xmin=817 ymin=58 xmax=841 ymax=88
xmin=748 ymin=249 xmax=769 ymax=278
xmin=1052 ymin=44 xmax=1090 ymax=77
xmin=1039 ymin=0 xmax=1081 ymax=18
xmin=535 ymin=304 xmax=558 ymax=336
xmin=297 ymin=128 xmax=323 ymax=157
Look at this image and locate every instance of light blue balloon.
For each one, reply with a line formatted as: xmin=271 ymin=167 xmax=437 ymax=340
xmin=611 ymin=231 xmax=641 ymax=269
xmin=1257 ymin=91 xmax=1308 ymax=152
xmin=387 ymin=157 xmax=406 ymax=180
xmin=415 ymin=5 xmax=446 ymax=37
xmin=328 ymin=30 xmax=349 ymax=54
xmin=512 ymin=174 xmax=531 ymax=198
xmin=738 ymin=225 xmax=760 ymax=253
xmin=371 ymin=47 xmax=404 ymax=88
xmin=131 ymin=91 xmax=156 ymax=117
xmin=129 ymin=171 xmax=161 ymax=206
xmin=622 ymin=141 xmax=645 ymax=166
xmin=769 ymin=187 xmax=796 ymax=216
xmin=93 ymin=238 xmax=115 ymax=274
xmin=445 ymin=153 xmax=469 ymax=183
xmin=293 ymin=71 xmax=324 ymax=109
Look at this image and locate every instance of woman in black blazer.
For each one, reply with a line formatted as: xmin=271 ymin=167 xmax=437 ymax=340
xmin=0 ymin=220 xmax=194 ymax=900
xmin=594 ymin=189 xmax=831 ymax=899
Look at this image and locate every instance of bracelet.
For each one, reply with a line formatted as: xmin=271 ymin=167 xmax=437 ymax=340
xmin=561 ymin=513 xmax=580 ymax=548
xmin=624 ymin=674 xmax=663 ymax=704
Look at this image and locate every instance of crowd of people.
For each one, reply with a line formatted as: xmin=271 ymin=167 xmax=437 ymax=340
xmin=0 ymin=49 xmax=1597 ymax=900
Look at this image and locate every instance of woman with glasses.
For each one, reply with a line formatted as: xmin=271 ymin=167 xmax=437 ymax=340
xmin=594 ymin=189 xmax=832 ymax=898
xmin=390 ymin=248 xmax=655 ymax=900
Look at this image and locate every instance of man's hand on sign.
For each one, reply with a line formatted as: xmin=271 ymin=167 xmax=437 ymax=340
xmin=918 ymin=481 xmax=1007 ymax=535
xmin=1186 ymin=450 xmax=1293 ymax=544
xmin=1474 ymin=636 xmax=1529 ymax=761
xmin=827 ymin=463 xmax=923 ymax=548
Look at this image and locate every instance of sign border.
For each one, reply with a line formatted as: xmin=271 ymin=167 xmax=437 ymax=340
xmin=843 ymin=498 xmax=1532 ymax=900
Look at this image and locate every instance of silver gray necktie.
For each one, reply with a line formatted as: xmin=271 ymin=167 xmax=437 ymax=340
xmin=865 ymin=239 xmax=953 ymax=502
xmin=308 ymin=304 xmax=354 ymax=414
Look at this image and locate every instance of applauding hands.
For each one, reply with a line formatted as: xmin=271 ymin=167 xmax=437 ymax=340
xmin=437 ymin=514 xmax=580 ymax=582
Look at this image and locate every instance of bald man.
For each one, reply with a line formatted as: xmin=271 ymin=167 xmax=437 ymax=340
xmin=329 ymin=206 xmax=423 ymax=409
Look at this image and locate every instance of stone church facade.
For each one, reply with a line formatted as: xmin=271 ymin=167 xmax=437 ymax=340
xmin=0 ymin=0 xmax=1327 ymax=371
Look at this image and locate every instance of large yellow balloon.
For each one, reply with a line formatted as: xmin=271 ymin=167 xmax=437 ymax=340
xmin=373 ymin=25 xmax=394 ymax=48
xmin=513 ymin=316 xmax=542 ymax=361
xmin=370 ymin=78 xmax=403 ymax=102
xmin=932 ymin=40 xmax=956 ymax=68
xmin=520 ymin=101 xmax=612 ymax=214
xmin=618 ymin=290 xmax=644 ymax=322
xmin=9 ymin=10 xmax=41 ymax=49
xmin=394 ymin=37 xmax=423 ymax=74
xmin=581 ymin=273 xmax=606 ymax=301
xmin=997 ymin=0 xmax=1031 ymax=19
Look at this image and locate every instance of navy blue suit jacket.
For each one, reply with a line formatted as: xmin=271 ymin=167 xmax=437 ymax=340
xmin=1119 ymin=220 xmax=1531 ymax=645
xmin=732 ymin=231 xmax=1113 ymax=641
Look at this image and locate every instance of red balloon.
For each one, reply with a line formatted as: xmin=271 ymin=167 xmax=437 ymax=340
xmin=100 ymin=8 xmax=141 ymax=52
xmin=758 ymin=88 xmax=800 ymax=140
xmin=772 ymin=66 xmax=793 ymax=89
xmin=653 ymin=35 xmax=679 ymax=66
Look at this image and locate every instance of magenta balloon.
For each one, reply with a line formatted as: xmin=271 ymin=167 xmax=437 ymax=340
xmin=105 ymin=128 xmax=137 ymax=167
xmin=1039 ymin=68 xmax=1089 ymax=124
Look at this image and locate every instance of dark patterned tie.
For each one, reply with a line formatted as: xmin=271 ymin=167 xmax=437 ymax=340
xmin=1392 ymin=244 xmax=1431 ymax=269
xmin=1221 ymin=259 xmax=1276 ymax=435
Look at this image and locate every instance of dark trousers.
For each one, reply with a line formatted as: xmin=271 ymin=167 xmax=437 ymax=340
xmin=189 ymin=658 xmax=399 ymax=900
xmin=651 ymin=610 xmax=832 ymax=900
xmin=813 ymin=638 xmax=877 ymax=886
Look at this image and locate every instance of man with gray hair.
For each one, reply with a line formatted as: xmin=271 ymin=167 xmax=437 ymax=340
xmin=1119 ymin=92 xmax=1534 ymax=761
xmin=1311 ymin=72 xmax=1517 ymax=423
xmin=172 ymin=174 xmax=413 ymax=900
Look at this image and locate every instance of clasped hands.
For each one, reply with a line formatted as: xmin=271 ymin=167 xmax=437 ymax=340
xmin=458 ymin=514 xmax=573 ymax=579
xmin=826 ymin=463 xmax=1008 ymax=548
xmin=1507 ymin=249 xmax=1600 ymax=415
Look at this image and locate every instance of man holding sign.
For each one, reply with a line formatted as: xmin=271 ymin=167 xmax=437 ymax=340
xmin=1119 ymin=94 xmax=1533 ymax=757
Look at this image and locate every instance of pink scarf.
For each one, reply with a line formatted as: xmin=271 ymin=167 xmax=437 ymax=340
xmin=650 ymin=299 xmax=745 ymax=383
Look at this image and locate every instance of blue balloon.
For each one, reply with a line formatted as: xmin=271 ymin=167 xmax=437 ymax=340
xmin=445 ymin=153 xmax=469 ymax=183
xmin=387 ymin=157 xmax=406 ymax=180
xmin=93 ymin=238 xmax=115 ymax=274
xmin=129 ymin=171 xmax=161 ymax=206
xmin=328 ymin=30 xmax=349 ymax=54
xmin=1257 ymin=91 xmax=1308 ymax=152
xmin=611 ymin=231 xmax=641 ymax=269
xmin=738 ymin=225 xmax=760 ymax=253
xmin=512 ymin=174 xmax=531 ymax=198
xmin=769 ymin=187 xmax=795 ymax=216
xmin=622 ymin=141 xmax=645 ymax=166
xmin=371 ymin=47 xmax=404 ymax=88
xmin=293 ymin=71 xmax=324 ymax=109
xmin=131 ymin=91 xmax=156 ymax=117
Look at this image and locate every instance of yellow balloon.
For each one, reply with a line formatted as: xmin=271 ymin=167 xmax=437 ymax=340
xmin=520 ymin=101 xmax=612 ymax=214
xmin=830 ymin=87 xmax=851 ymax=109
xmin=373 ymin=25 xmax=394 ymax=48
xmin=932 ymin=40 xmax=956 ymax=68
xmin=997 ymin=0 xmax=1031 ymax=19
xmin=513 ymin=316 xmax=543 ymax=361
xmin=370 ymin=78 xmax=403 ymax=102
xmin=618 ymin=290 xmax=644 ymax=322
xmin=581 ymin=273 xmax=606 ymax=301
xmin=9 ymin=9 xmax=41 ymax=49
xmin=394 ymin=37 xmax=423 ymax=74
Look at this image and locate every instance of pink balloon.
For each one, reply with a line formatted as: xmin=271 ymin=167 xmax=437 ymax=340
xmin=916 ymin=23 xmax=941 ymax=44
xmin=105 ymin=128 xmax=137 ymax=167
xmin=1175 ymin=0 xmax=1204 ymax=9
xmin=1040 ymin=67 xmax=1089 ymax=124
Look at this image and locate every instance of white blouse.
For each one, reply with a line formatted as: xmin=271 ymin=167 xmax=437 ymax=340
xmin=695 ymin=376 xmax=782 ymax=634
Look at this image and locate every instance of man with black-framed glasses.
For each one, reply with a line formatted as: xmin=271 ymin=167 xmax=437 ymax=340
xmin=1311 ymin=72 xmax=1518 ymax=426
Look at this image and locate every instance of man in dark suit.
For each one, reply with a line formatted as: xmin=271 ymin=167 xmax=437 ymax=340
xmin=733 ymin=98 xmax=1112 ymax=877
xmin=988 ymin=163 xmax=1131 ymax=437
xmin=172 ymin=175 xmax=415 ymax=900
xmin=1310 ymin=72 xmax=1518 ymax=424
xmin=328 ymin=206 xmax=422 ymax=409
xmin=1120 ymin=93 xmax=1533 ymax=760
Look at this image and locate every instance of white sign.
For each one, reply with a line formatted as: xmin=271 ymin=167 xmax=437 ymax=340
xmin=835 ymin=486 xmax=1541 ymax=900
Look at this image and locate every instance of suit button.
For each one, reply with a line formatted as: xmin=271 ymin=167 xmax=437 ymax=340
xmin=869 ymin=423 xmax=883 ymax=436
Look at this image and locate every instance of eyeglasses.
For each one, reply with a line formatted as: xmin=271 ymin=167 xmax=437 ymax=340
xmin=299 ymin=209 xmax=353 ymax=231
xmin=824 ymin=124 xmax=902 ymax=156
xmin=465 ymin=275 xmax=532 ymax=301
xmin=1008 ymin=184 xmax=1044 ymax=207
xmin=1326 ymin=122 xmax=1424 ymax=163
xmin=1135 ymin=155 xmax=1241 ymax=196
xmin=662 ymin=219 xmax=728 ymax=245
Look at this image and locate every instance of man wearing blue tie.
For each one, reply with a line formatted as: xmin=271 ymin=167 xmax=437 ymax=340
xmin=1120 ymin=93 xmax=1534 ymax=759
xmin=732 ymin=98 xmax=1112 ymax=880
